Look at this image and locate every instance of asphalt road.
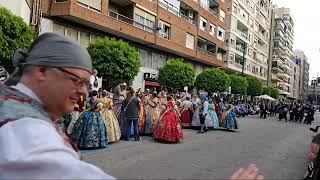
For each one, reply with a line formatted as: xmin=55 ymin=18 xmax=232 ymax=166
xmin=83 ymin=113 xmax=319 ymax=179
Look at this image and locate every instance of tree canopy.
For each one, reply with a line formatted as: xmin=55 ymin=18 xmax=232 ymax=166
xmin=269 ymin=87 xmax=280 ymax=99
xmin=246 ymin=76 xmax=263 ymax=96
xmin=229 ymin=74 xmax=248 ymax=95
xmin=195 ymin=68 xmax=230 ymax=93
xmin=157 ymin=59 xmax=195 ymax=91
xmin=0 ymin=7 xmax=34 ymax=68
xmin=87 ymin=37 xmax=141 ymax=81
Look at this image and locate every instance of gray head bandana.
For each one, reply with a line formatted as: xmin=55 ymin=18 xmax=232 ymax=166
xmin=5 ymin=32 xmax=93 ymax=86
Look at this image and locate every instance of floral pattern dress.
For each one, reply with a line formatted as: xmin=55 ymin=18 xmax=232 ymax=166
xmin=71 ymin=110 xmax=108 ymax=149
xmin=153 ymin=101 xmax=183 ymax=143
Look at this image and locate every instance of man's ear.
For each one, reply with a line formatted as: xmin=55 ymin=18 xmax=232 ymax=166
xmin=34 ymin=66 xmax=48 ymax=81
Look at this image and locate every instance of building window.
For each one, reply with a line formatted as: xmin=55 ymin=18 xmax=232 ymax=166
xmin=186 ymin=33 xmax=195 ymax=50
xmin=159 ymin=20 xmax=171 ymax=39
xmin=53 ymin=23 xmax=65 ymax=36
xmin=80 ymin=31 xmax=90 ymax=47
xmin=199 ymin=16 xmax=207 ymax=31
xmin=230 ymin=54 xmax=235 ymax=61
xmin=217 ymin=27 xmax=225 ymax=42
xmin=220 ymin=10 xmax=225 ymax=22
xmin=232 ymin=4 xmax=237 ymax=14
xmin=209 ymin=23 xmax=216 ymax=36
xmin=65 ymin=27 xmax=78 ymax=42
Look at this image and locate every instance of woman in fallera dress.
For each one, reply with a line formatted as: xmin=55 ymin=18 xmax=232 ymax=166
xmin=144 ymin=92 xmax=160 ymax=135
xmin=206 ymin=100 xmax=219 ymax=129
xmin=180 ymin=96 xmax=193 ymax=128
xmin=153 ymin=96 xmax=183 ymax=143
xmin=220 ymin=104 xmax=239 ymax=130
xmin=71 ymin=101 xmax=108 ymax=149
xmin=100 ymin=90 xmax=121 ymax=143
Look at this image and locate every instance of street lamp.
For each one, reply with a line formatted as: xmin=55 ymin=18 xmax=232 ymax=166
xmin=241 ymin=42 xmax=256 ymax=76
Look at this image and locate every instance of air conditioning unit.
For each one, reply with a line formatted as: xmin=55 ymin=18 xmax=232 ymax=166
xmin=188 ymin=11 xmax=194 ymax=19
xmin=157 ymin=22 xmax=163 ymax=30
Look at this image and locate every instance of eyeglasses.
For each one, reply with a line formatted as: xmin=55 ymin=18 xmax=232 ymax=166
xmin=56 ymin=68 xmax=90 ymax=88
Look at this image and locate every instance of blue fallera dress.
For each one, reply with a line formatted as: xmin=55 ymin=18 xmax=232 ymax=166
xmin=207 ymin=104 xmax=219 ymax=128
xmin=71 ymin=110 xmax=108 ymax=149
xmin=221 ymin=111 xmax=239 ymax=129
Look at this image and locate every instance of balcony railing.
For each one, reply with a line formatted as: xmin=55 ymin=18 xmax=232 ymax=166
xmin=77 ymin=0 xmax=102 ymax=12
xmin=200 ymin=2 xmax=218 ymax=17
xmin=236 ymin=46 xmax=244 ymax=53
xmin=198 ymin=47 xmax=215 ymax=56
xmin=159 ymin=31 xmax=169 ymax=39
xmin=237 ymin=29 xmax=248 ymax=40
xmin=159 ymin=1 xmax=196 ymax=25
xmin=108 ymin=10 xmax=155 ymax=34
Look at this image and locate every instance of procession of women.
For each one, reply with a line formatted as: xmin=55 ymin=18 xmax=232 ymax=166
xmin=60 ymin=82 xmax=239 ymax=150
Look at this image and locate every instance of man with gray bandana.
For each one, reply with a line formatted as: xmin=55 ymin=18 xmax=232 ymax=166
xmin=0 ymin=33 xmax=114 ymax=179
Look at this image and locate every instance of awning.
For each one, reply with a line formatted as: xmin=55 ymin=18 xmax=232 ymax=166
xmin=210 ymin=0 xmax=219 ymax=7
xmin=145 ymin=81 xmax=160 ymax=87
xmin=218 ymin=47 xmax=227 ymax=54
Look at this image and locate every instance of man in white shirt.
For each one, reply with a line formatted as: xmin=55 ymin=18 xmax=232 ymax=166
xmin=0 ymin=33 xmax=114 ymax=179
xmin=89 ymin=69 xmax=100 ymax=91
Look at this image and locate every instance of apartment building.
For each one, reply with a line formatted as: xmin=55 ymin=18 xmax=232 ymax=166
xmin=0 ymin=0 xmax=32 ymax=23
xmin=269 ymin=7 xmax=294 ymax=97
xmin=223 ymin=0 xmax=271 ymax=82
xmin=31 ymin=0 xmax=228 ymax=91
xmin=294 ymin=49 xmax=310 ymax=100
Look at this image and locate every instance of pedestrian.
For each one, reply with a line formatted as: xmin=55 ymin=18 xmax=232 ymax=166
xmin=0 ymin=33 xmax=113 ymax=178
xmin=122 ymin=89 xmax=141 ymax=141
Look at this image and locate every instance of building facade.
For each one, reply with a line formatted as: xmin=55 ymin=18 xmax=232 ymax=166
xmin=32 ymin=0 xmax=229 ymax=91
xmin=294 ymin=49 xmax=310 ymax=100
xmin=0 ymin=0 xmax=31 ymax=23
xmin=269 ymin=7 xmax=294 ymax=97
xmin=224 ymin=0 xmax=271 ymax=82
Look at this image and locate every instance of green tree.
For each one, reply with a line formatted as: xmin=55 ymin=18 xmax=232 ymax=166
xmin=229 ymin=74 xmax=248 ymax=95
xmin=262 ymin=86 xmax=272 ymax=95
xmin=0 ymin=7 xmax=34 ymax=68
xmin=87 ymin=37 xmax=141 ymax=82
xmin=157 ymin=59 xmax=195 ymax=91
xmin=246 ymin=76 xmax=263 ymax=96
xmin=269 ymin=87 xmax=279 ymax=99
xmin=195 ymin=68 xmax=230 ymax=93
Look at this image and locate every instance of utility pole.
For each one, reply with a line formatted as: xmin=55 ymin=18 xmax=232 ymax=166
xmin=241 ymin=42 xmax=247 ymax=76
xmin=267 ymin=8 xmax=275 ymax=86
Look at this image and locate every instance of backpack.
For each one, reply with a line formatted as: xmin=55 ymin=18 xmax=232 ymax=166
xmin=93 ymin=76 xmax=98 ymax=88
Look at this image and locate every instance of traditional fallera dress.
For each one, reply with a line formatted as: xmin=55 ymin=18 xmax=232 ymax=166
xmin=191 ymin=98 xmax=201 ymax=127
xmin=100 ymin=98 xmax=121 ymax=143
xmin=153 ymin=101 xmax=183 ymax=143
xmin=144 ymin=98 xmax=161 ymax=135
xmin=180 ymin=100 xmax=193 ymax=127
xmin=206 ymin=104 xmax=219 ymax=129
xmin=138 ymin=95 xmax=147 ymax=134
xmin=220 ymin=105 xmax=239 ymax=130
xmin=71 ymin=102 xmax=108 ymax=149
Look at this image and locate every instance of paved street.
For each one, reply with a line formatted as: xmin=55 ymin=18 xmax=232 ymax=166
xmin=83 ymin=113 xmax=319 ymax=179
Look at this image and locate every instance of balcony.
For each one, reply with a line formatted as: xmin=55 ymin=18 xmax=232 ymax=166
xmin=237 ymin=29 xmax=248 ymax=40
xmin=159 ymin=0 xmax=197 ymax=25
xmin=158 ymin=31 xmax=170 ymax=39
xmin=200 ymin=0 xmax=219 ymax=18
xmin=198 ymin=47 xmax=215 ymax=56
xmin=77 ymin=0 xmax=102 ymax=12
xmin=108 ymin=10 xmax=155 ymax=34
xmin=197 ymin=36 xmax=217 ymax=57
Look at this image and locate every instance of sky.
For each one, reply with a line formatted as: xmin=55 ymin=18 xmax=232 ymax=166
xmin=271 ymin=0 xmax=320 ymax=80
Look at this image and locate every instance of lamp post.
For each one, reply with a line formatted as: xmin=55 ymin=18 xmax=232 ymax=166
xmin=241 ymin=42 xmax=256 ymax=76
